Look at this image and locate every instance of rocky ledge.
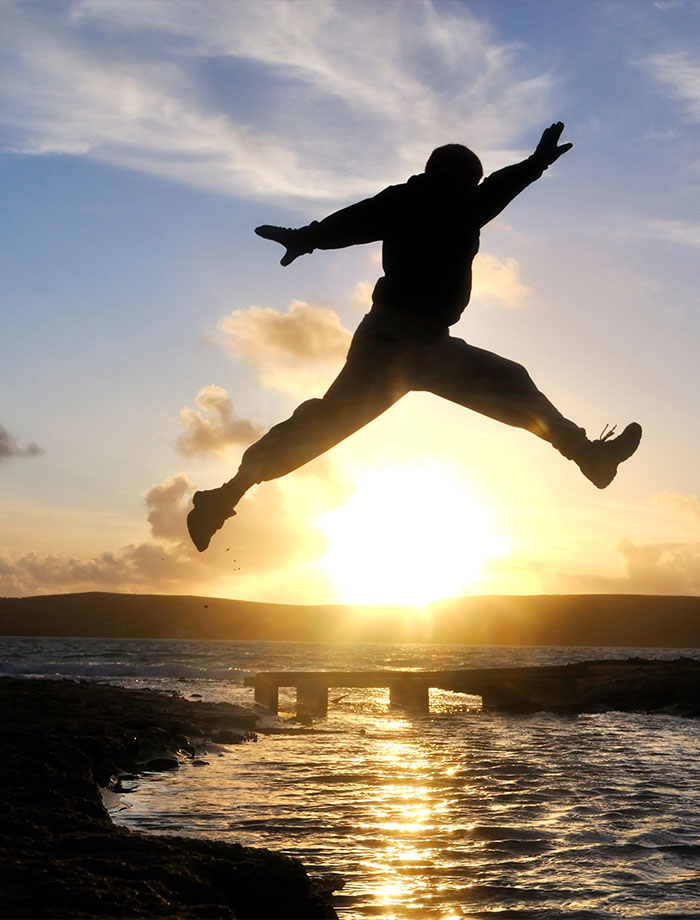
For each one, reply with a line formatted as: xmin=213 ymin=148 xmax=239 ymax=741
xmin=576 ymin=656 xmax=700 ymax=716
xmin=0 ymin=677 xmax=337 ymax=919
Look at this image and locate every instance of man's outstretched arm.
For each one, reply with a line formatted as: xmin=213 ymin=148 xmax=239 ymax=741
xmin=255 ymin=185 xmax=402 ymax=266
xmin=477 ymin=122 xmax=573 ymax=227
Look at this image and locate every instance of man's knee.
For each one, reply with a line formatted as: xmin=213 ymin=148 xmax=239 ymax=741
xmin=291 ymin=397 xmax=324 ymax=420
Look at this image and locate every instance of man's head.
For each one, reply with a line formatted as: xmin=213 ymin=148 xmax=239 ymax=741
xmin=425 ymin=144 xmax=483 ymax=186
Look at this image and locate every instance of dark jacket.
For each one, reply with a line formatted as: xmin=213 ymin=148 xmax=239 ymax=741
xmin=301 ymin=155 xmax=548 ymax=340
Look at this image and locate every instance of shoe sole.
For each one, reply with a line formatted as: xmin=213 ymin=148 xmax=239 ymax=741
xmin=187 ymin=506 xmax=211 ymax=552
xmin=187 ymin=491 xmax=235 ymax=553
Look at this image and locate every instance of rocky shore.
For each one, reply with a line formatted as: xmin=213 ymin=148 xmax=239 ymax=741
xmin=575 ymin=656 xmax=700 ymax=716
xmin=0 ymin=677 xmax=338 ymax=919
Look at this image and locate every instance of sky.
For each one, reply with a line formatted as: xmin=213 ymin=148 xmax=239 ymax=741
xmin=2 ymin=0 xmax=700 ymax=606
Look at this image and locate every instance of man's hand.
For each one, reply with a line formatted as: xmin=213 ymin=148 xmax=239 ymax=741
xmin=534 ymin=122 xmax=573 ymax=166
xmin=255 ymin=225 xmax=308 ymax=266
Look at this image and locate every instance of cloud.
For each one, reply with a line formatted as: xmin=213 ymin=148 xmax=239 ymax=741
xmin=137 ymin=469 xmax=335 ymax=575
xmin=144 ymin=472 xmax=196 ymax=543
xmin=645 ymin=50 xmax=700 ymax=121
xmin=218 ymin=299 xmax=352 ymax=396
xmin=616 ymin=538 xmax=700 ymax=593
xmin=0 ymin=472 xmax=200 ymax=596
xmin=0 ymin=540 xmax=188 ymax=598
xmin=552 ymin=536 xmax=700 ymax=596
xmin=471 ymin=252 xmax=530 ymax=307
xmin=0 ymin=424 xmax=43 ymax=462
xmin=0 ymin=1 xmax=559 ymax=203
xmin=618 ymin=217 xmax=700 ymax=250
xmin=0 ymin=458 xmax=351 ymax=598
xmin=652 ymin=490 xmax=700 ymax=522
xmin=351 ymin=281 xmax=374 ymax=312
xmin=176 ymin=385 xmax=262 ymax=458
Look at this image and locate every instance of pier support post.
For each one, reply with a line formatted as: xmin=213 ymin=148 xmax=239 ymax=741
xmin=296 ymin=678 xmax=328 ymax=718
xmin=390 ymin=678 xmax=430 ymax=714
xmin=254 ymin=677 xmax=279 ymax=714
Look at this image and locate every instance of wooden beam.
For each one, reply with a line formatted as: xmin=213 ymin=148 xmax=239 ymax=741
xmin=253 ymin=676 xmax=279 ymax=714
xmin=296 ymin=678 xmax=328 ymax=718
xmin=389 ymin=678 xmax=430 ymax=714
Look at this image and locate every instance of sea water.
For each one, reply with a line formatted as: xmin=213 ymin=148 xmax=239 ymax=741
xmin=2 ymin=636 xmax=700 ymax=919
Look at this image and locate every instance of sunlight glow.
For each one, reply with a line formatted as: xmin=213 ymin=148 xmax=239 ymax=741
xmin=316 ymin=463 xmax=508 ymax=605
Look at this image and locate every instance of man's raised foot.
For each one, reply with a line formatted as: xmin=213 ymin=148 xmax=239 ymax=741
xmin=187 ymin=487 xmax=236 ymax=552
xmin=574 ymin=422 xmax=642 ymax=489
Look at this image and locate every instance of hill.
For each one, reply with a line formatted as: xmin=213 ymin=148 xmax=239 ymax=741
xmin=1 ymin=592 xmax=700 ymax=647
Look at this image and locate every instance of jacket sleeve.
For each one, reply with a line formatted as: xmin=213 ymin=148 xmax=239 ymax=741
xmin=476 ymin=156 xmax=548 ymax=227
xmin=297 ymin=185 xmax=403 ymax=252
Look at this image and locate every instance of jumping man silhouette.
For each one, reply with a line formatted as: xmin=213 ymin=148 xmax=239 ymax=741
xmin=187 ymin=123 xmax=642 ymax=552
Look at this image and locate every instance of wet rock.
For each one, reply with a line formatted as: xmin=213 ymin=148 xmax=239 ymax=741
xmin=143 ymin=757 xmax=179 ymax=772
xmin=576 ymin=657 xmax=700 ymax=716
xmin=0 ymin=676 xmax=338 ymax=919
xmin=212 ymin=728 xmax=257 ymax=745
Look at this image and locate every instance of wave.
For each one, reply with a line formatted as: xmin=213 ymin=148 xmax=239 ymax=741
xmin=0 ymin=660 xmax=248 ymax=682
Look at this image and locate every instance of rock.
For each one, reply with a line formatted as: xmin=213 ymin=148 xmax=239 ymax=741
xmin=211 ymin=729 xmax=257 ymax=745
xmin=0 ymin=676 xmax=338 ymax=918
xmin=143 ymin=757 xmax=179 ymax=772
xmin=576 ymin=657 xmax=700 ymax=715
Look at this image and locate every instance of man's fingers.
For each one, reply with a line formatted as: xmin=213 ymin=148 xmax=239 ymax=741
xmin=255 ymin=224 xmax=304 ymax=266
xmin=535 ymin=122 xmax=572 ymax=163
xmin=548 ymin=121 xmax=565 ymax=139
xmin=255 ymin=224 xmax=284 ymax=241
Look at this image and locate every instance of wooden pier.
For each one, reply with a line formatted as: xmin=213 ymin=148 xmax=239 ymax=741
xmin=244 ymin=663 xmax=589 ymax=717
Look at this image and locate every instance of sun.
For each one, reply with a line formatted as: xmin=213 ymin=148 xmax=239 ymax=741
xmin=315 ymin=462 xmax=508 ymax=605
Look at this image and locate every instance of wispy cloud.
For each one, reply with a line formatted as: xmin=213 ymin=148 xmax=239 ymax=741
xmin=645 ymin=50 xmax=700 ymax=121
xmin=176 ymin=385 xmax=262 ymax=458
xmin=653 ymin=490 xmax=700 ymax=521
xmin=0 ymin=424 xmax=43 ymax=462
xmin=612 ymin=217 xmax=700 ymax=249
xmin=351 ymin=281 xmax=374 ymax=313
xmin=0 ymin=0 xmax=558 ymax=203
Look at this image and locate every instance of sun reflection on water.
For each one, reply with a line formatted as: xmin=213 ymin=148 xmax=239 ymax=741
xmin=110 ymin=654 xmax=700 ymax=919
xmin=359 ymin=728 xmax=460 ymax=915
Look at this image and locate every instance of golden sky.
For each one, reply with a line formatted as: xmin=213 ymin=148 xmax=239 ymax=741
xmin=3 ymin=0 xmax=700 ymax=603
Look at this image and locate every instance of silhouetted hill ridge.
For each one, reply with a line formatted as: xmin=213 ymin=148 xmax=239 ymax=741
xmin=1 ymin=591 xmax=699 ymax=646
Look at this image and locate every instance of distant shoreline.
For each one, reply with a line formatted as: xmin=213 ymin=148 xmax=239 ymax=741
xmin=2 ymin=590 xmax=700 ymax=647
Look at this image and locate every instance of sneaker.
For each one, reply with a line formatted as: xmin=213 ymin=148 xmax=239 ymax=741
xmin=575 ymin=422 xmax=642 ymax=489
xmin=187 ymin=488 xmax=236 ymax=552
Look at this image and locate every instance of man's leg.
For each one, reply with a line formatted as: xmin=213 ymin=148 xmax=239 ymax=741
xmin=411 ymin=335 xmax=641 ymax=486
xmin=187 ymin=322 xmax=411 ymax=551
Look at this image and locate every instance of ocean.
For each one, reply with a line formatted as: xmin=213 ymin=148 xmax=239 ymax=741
xmin=2 ymin=636 xmax=700 ymax=919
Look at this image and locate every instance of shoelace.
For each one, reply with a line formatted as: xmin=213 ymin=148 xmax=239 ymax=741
xmin=598 ymin=423 xmax=617 ymax=442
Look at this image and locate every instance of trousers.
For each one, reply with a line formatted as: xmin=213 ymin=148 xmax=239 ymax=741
xmin=239 ymin=312 xmax=586 ymax=483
